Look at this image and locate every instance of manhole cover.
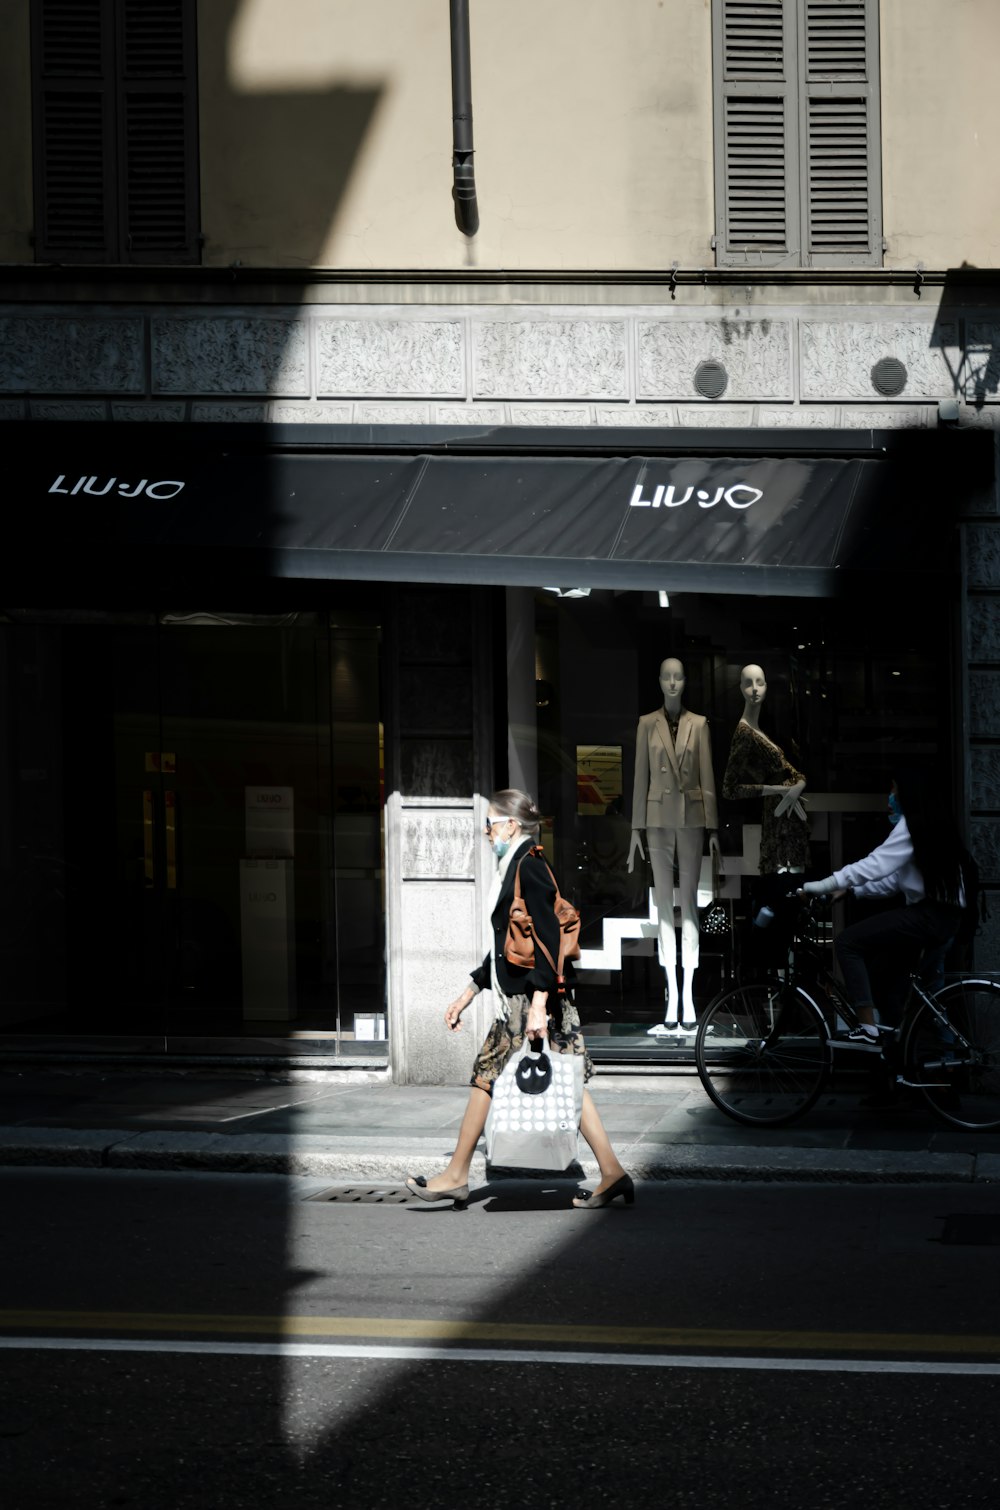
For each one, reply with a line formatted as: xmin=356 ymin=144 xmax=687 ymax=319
xmin=939 ymin=1214 xmax=1000 ymax=1246
xmin=306 ymin=1185 xmax=411 ymax=1204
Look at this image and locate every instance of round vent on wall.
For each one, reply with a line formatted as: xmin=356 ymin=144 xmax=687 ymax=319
xmin=693 ymin=360 xmax=729 ymax=399
xmin=871 ymin=357 xmax=908 ymax=396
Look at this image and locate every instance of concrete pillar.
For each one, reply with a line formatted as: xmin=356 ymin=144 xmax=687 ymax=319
xmin=505 ymin=587 xmax=538 ymax=800
xmin=385 ymin=585 xmax=495 ymax=1084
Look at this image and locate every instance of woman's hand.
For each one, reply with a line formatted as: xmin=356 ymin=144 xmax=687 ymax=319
xmin=525 ymin=991 xmax=549 ymax=1041
xmin=627 ymin=829 xmax=645 ymax=874
xmin=444 ymin=988 xmax=474 ymax=1032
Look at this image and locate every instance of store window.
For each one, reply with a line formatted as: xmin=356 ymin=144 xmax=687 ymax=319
xmin=532 ymin=582 xmax=954 ymax=1059
xmin=0 ymin=604 xmax=384 ymax=1054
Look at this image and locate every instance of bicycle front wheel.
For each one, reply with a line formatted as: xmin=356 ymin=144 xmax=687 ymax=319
xmin=695 ymin=980 xmax=830 ymax=1128
xmin=903 ymin=978 xmax=1000 ymax=1131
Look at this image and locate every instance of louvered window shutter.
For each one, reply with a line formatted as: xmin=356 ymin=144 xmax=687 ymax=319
xmin=31 ymin=0 xmax=199 ymax=264
xmin=118 ymin=0 xmax=200 ymax=264
xmin=802 ymin=0 xmax=881 ymax=265
xmin=713 ymin=0 xmax=881 ymax=268
xmin=714 ymin=0 xmax=800 ymax=266
xmin=32 ymin=0 xmax=117 ymax=262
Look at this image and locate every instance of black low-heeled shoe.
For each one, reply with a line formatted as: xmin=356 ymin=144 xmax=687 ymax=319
xmin=572 ymin=1173 xmax=635 ymax=1209
xmin=405 ymin=1175 xmax=469 ymax=1208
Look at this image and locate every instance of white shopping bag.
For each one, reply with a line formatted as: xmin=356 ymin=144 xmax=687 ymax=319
xmin=484 ymin=1036 xmax=584 ymax=1171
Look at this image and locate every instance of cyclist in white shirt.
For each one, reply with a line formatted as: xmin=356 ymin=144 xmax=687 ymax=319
xmin=800 ymin=769 xmax=969 ymax=1043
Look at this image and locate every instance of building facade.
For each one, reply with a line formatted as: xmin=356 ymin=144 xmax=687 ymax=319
xmin=1 ymin=0 xmax=998 ymax=1081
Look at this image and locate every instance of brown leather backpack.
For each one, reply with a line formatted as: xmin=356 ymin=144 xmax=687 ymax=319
xmin=504 ymin=845 xmax=581 ymax=996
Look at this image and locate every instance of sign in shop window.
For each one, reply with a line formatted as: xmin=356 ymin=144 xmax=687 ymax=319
xmin=576 ymin=745 xmax=623 ymax=818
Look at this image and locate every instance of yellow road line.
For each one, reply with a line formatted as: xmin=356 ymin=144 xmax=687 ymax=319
xmin=1 ymin=1311 xmax=999 ymax=1356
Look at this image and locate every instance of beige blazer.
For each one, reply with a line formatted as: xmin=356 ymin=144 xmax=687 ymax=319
xmin=631 ymin=708 xmax=718 ymax=831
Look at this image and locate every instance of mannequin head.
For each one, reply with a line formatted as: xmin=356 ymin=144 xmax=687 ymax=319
xmin=739 ymin=664 xmax=767 ymax=708
xmin=738 ymin=664 xmax=767 ymax=727
xmin=659 ymin=657 xmax=686 ymax=712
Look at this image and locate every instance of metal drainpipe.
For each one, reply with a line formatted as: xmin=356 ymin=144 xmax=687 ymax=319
xmin=450 ymin=0 xmax=479 ymax=236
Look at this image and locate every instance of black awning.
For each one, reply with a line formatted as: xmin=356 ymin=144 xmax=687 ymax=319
xmin=9 ymin=423 xmax=975 ymax=596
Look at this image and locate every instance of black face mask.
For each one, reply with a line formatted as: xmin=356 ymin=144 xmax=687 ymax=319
xmin=515 ymin=1048 xmax=552 ymax=1095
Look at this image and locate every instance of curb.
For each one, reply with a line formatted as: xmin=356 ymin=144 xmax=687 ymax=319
xmin=0 ymin=1127 xmax=997 ymax=1184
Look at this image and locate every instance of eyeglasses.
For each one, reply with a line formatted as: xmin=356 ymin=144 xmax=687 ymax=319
xmin=484 ymin=817 xmax=512 ymax=834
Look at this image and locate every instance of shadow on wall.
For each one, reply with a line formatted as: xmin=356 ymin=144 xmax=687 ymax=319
xmin=929 ymin=266 xmax=1000 ymax=410
xmin=202 ymin=0 xmax=385 ymax=264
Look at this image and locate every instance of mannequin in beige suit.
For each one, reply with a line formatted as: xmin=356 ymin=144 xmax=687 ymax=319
xmin=628 ymin=658 xmax=720 ymax=1030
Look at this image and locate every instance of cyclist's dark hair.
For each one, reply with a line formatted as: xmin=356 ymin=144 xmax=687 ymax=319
xmin=893 ymin=766 xmax=968 ymax=906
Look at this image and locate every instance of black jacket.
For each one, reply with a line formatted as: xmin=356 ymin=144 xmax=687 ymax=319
xmin=470 ymin=840 xmax=572 ymax=1000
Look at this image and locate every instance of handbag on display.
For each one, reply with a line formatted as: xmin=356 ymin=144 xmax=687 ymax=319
xmin=484 ymin=1035 xmax=584 ymax=1171
xmin=699 ymin=849 xmax=731 ymax=939
xmin=504 ymin=846 xmax=581 ymax=997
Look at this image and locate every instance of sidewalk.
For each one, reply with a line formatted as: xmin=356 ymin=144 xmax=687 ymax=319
xmin=1 ymin=1061 xmax=998 ymax=1184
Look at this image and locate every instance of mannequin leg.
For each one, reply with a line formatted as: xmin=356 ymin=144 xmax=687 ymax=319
xmin=676 ymin=827 xmax=704 ymax=1026
xmin=647 ymin=828 xmax=679 ymax=1026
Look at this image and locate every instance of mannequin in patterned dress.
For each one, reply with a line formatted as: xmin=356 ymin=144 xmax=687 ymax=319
xmin=722 ymin=664 xmax=809 ymax=874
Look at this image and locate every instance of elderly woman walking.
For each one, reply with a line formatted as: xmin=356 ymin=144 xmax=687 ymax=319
xmin=406 ymin=788 xmax=633 ymax=1210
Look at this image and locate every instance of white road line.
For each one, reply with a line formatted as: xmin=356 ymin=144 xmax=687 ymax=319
xmin=2 ymin=1336 xmax=1000 ymax=1375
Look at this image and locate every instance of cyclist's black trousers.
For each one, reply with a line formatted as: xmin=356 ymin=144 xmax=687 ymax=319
xmin=835 ymin=898 xmax=965 ymax=1013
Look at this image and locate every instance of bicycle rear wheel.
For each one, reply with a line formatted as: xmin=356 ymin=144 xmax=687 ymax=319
xmin=903 ymin=978 xmax=1000 ymax=1131
xmin=695 ymin=980 xmax=830 ymax=1127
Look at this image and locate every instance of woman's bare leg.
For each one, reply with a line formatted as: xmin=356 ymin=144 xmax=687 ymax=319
xmin=579 ymin=1088 xmax=628 ymax=1195
xmin=415 ymin=1084 xmax=491 ymax=1192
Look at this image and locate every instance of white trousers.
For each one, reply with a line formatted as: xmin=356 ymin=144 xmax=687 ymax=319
xmin=647 ymin=826 xmax=703 ymax=974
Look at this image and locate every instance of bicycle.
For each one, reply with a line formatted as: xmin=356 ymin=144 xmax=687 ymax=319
xmin=694 ymin=895 xmax=1000 ymax=1131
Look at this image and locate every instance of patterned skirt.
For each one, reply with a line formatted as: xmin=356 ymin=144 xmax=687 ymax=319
xmin=470 ymin=992 xmax=594 ymax=1092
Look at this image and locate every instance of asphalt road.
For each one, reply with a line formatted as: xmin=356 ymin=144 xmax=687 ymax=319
xmin=2 ymin=1169 xmax=1000 ymax=1509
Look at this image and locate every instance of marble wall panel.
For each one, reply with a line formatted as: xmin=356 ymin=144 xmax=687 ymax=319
xmin=474 ymin=320 xmax=627 ymax=400
xmin=316 ymin=319 xmax=464 ymax=398
xmin=111 ymin=402 xmax=186 ymax=422
xmin=434 ymin=405 xmax=506 ymax=425
xmin=971 ymin=895 xmax=1000 ymax=972
xmin=397 ymin=588 xmax=472 ymax=663
xmin=0 ymin=315 xmax=143 ymax=393
xmin=596 ymin=406 xmax=674 ymax=426
xmin=963 ymin=323 xmax=1000 ymax=406
xmin=966 ymin=525 xmax=1000 ymax=588
xmin=957 ymin=405 xmax=1000 ymax=430
xmin=152 ymin=316 xmax=309 ymax=395
xmin=971 ymin=747 xmax=1000 ymax=810
xmin=269 ymin=402 xmax=353 ymax=423
xmin=969 ymin=672 xmax=1000 ymax=737
xmin=969 ymin=598 xmax=1000 ymax=662
xmin=400 ymin=812 xmax=476 ymax=879
xmin=639 ymin=319 xmax=792 ymax=401
xmin=971 ymin=817 xmax=1000 ymax=883
xmin=0 ymin=400 xmax=24 ymax=420
xmin=837 ymin=407 xmax=930 ymax=428
xmin=399 ymin=666 xmax=473 ymax=733
xmin=508 ymin=405 xmax=593 ymax=426
xmin=29 ymin=400 xmax=107 ymax=420
xmin=758 ymin=406 xmax=840 ymax=427
xmin=675 ymin=406 xmax=753 ymax=426
xmin=395 ymin=880 xmax=478 ymax=1084
xmin=800 ymin=320 xmax=958 ymax=401
xmin=354 ymin=403 xmax=431 ymax=424
xmin=191 ymin=402 xmax=268 ymax=422
xmin=400 ymin=739 xmax=474 ymax=799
